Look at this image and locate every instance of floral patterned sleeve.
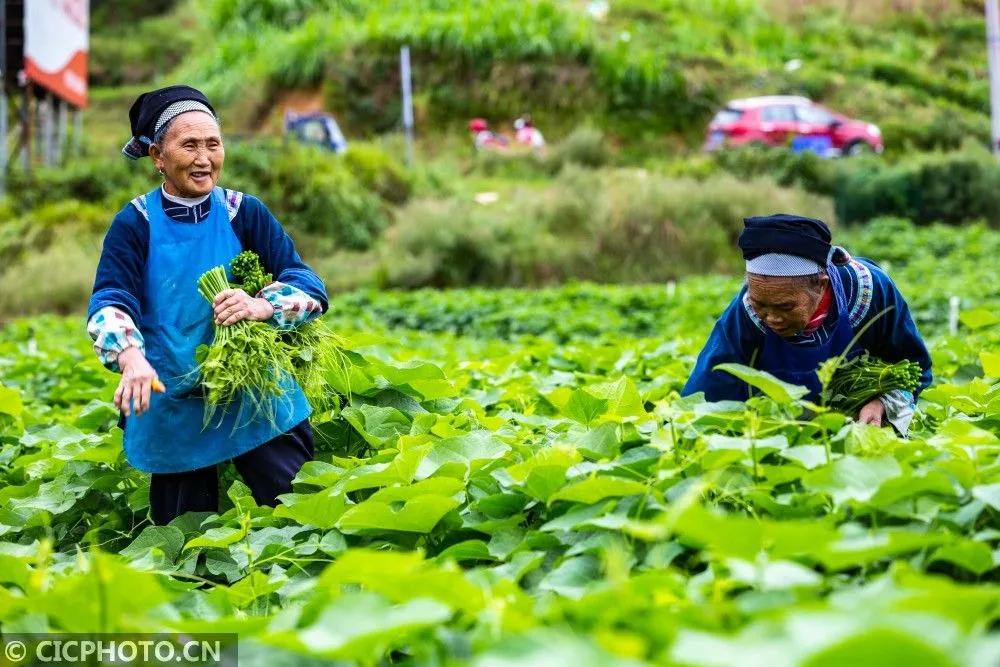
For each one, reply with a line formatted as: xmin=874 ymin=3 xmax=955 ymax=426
xmin=87 ymin=306 xmax=145 ymax=373
xmin=257 ymin=282 xmax=324 ymax=330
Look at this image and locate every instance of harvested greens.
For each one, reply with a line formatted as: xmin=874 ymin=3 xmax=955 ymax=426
xmin=825 ymin=353 xmax=922 ymax=415
xmin=231 ymin=250 xmax=274 ymax=297
xmin=196 ymin=265 xmax=294 ymax=427
xmin=195 ymin=255 xmax=350 ymax=427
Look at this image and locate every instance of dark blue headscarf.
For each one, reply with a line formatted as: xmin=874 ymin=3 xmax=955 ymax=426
xmin=738 ymin=213 xmax=832 ymax=265
xmin=122 ymin=85 xmax=216 ymax=160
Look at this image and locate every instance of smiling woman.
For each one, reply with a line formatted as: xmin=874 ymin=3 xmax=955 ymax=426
xmin=149 ymin=112 xmax=224 ymax=198
xmin=87 ymin=85 xmax=329 ymax=525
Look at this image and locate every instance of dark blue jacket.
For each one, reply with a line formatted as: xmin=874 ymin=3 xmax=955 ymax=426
xmin=682 ymin=257 xmax=932 ymax=402
xmin=88 ymin=188 xmax=328 ymax=326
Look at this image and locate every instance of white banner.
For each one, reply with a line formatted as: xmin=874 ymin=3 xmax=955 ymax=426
xmin=24 ymin=0 xmax=89 ymax=108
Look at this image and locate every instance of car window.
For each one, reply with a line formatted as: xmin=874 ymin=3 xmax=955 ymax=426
xmin=761 ymin=105 xmax=796 ymax=122
xmin=299 ymin=120 xmax=329 ymax=143
xmin=795 ymin=105 xmax=834 ymax=125
xmin=712 ymin=108 xmax=744 ymax=125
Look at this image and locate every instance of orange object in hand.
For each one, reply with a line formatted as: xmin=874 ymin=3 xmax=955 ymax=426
xmin=151 ymin=379 xmax=166 ymax=394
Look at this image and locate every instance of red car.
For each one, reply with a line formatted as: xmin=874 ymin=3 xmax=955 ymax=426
xmin=704 ymin=96 xmax=883 ymax=157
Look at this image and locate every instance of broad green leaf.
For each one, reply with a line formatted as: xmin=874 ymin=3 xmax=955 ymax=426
xmin=803 ymin=627 xmax=958 ymax=667
xmin=436 ymin=540 xmax=495 ymax=563
xmin=321 ymin=549 xmax=484 ymax=612
xmin=120 ymin=526 xmax=185 ymax=562
xmin=415 ymin=431 xmax=510 ymax=479
xmin=714 ymin=363 xmax=809 ymax=404
xmin=274 ymin=488 xmax=347 ymax=529
xmin=266 ymin=592 xmax=451 ymax=661
xmin=869 ymin=472 xmax=956 ymax=509
xmin=184 ymin=526 xmax=247 ymax=551
xmin=818 ymin=529 xmax=949 ymax=570
xmin=668 ymin=502 xmax=837 ymax=561
xmin=960 ymin=308 xmax=1000 ymax=330
xmin=226 ymin=570 xmax=285 ymax=607
xmin=73 ymin=400 xmax=118 ymax=431
xmin=981 ymin=351 xmax=1000 ymax=378
xmin=803 ymin=456 xmax=902 ymax=506
xmin=31 ymin=552 xmax=176 ymax=632
xmin=369 ymin=359 xmax=456 ymax=400
xmin=571 ymin=422 xmax=621 ymax=460
xmin=585 ymin=377 xmax=647 ymax=419
xmin=706 ymin=434 xmax=788 ymax=459
xmin=20 ymin=423 xmax=88 ymax=448
xmin=342 ymin=404 xmax=412 ymax=448
xmin=779 ymin=445 xmax=830 ymax=470
xmin=930 ymin=541 xmax=995 ymax=576
xmin=972 ymin=483 xmax=1000 ymax=511
xmin=474 ymin=629 xmax=641 ymax=667
xmin=550 ymin=476 xmax=648 ymax=504
xmin=725 ymin=558 xmax=822 ymax=591
xmin=338 ymin=494 xmax=460 ymax=533
xmin=502 ymin=445 xmax=581 ymax=501
xmin=367 ymin=477 xmax=465 ymax=503
xmin=0 ymin=385 xmax=22 ymax=418
xmin=538 ymin=555 xmax=601 ymax=599
xmin=541 ymin=501 xmax=617 ymax=532
xmin=563 ymin=388 xmax=609 ymax=426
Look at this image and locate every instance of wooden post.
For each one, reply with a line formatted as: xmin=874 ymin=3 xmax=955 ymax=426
xmin=21 ymin=83 xmax=30 ymax=173
xmin=988 ymin=0 xmax=1000 ymax=156
xmin=40 ymin=92 xmax=54 ymax=166
xmin=73 ymin=107 xmax=82 ymax=156
xmin=56 ymin=97 xmax=67 ymax=163
xmin=400 ymin=45 xmax=414 ymax=166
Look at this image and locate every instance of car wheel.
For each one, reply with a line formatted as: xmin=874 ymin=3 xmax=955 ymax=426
xmin=845 ymin=141 xmax=873 ymax=157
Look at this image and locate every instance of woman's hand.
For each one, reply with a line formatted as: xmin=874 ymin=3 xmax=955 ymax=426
xmin=115 ymin=347 xmax=159 ymax=416
xmin=857 ymin=398 xmax=885 ymax=427
xmin=213 ymin=288 xmax=275 ymax=326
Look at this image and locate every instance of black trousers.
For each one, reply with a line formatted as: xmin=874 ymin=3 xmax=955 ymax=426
xmin=148 ymin=419 xmax=314 ymax=525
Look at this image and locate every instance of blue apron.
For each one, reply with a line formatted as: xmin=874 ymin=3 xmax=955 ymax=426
xmin=124 ymin=187 xmax=311 ymax=474
xmin=757 ymin=264 xmax=856 ymax=400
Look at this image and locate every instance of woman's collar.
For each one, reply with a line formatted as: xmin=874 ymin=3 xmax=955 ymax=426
xmin=161 ymin=184 xmax=211 ymax=207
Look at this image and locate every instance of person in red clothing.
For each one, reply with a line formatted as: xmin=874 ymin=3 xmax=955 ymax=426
xmin=468 ymin=118 xmax=508 ymax=152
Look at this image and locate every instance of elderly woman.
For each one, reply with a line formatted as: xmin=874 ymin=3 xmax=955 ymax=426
xmin=683 ymin=214 xmax=931 ymax=434
xmin=88 ymin=85 xmax=327 ymax=524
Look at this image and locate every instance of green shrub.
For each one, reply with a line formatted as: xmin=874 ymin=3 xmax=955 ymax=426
xmin=835 ymin=148 xmax=1000 ymax=226
xmin=0 ymin=230 xmax=102 ymax=318
xmin=469 ymin=126 xmax=611 ymax=179
xmin=356 ymin=168 xmax=834 ymax=289
xmin=342 ymin=143 xmax=414 ymax=205
xmin=713 ymin=146 xmax=842 ymax=195
xmin=579 ymin=170 xmax=834 ymax=281
xmin=223 ymin=142 xmax=391 ymax=250
xmin=6 ymin=159 xmax=150 ymax=211
xmin=544 ymin=126 xmax=610 ymax=171
xmin=90 ymin=15 xmax=198 ymax=86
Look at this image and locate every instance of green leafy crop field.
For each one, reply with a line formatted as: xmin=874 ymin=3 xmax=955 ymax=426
xmin=0 ymin=219 xmax=998 ymax=664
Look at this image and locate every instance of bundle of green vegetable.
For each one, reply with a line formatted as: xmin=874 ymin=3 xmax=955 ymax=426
xmin=231 ymin=250 xmax=273 ymax=297
xmin=285 ymin=319 xmax=354 ymax=412
xmin=824 ymin=353 xmax=922 ymax=415
xmin=196 ymin=265 xmax=294 ymax=427
xmin=195 ymin=253 xmax=352 ymax=427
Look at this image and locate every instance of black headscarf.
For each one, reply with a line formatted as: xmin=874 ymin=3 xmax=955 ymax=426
xmin=122 ymin=85 xmax=216 ymax=160
xmin=738 ymin=213 xmax=832 ymax=266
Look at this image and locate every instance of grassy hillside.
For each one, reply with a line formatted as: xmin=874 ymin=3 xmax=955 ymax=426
xmin=3 ymin=0 xmax=996 ymax=320
xmin=144 ymin=0 xmax=990 ymax=153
